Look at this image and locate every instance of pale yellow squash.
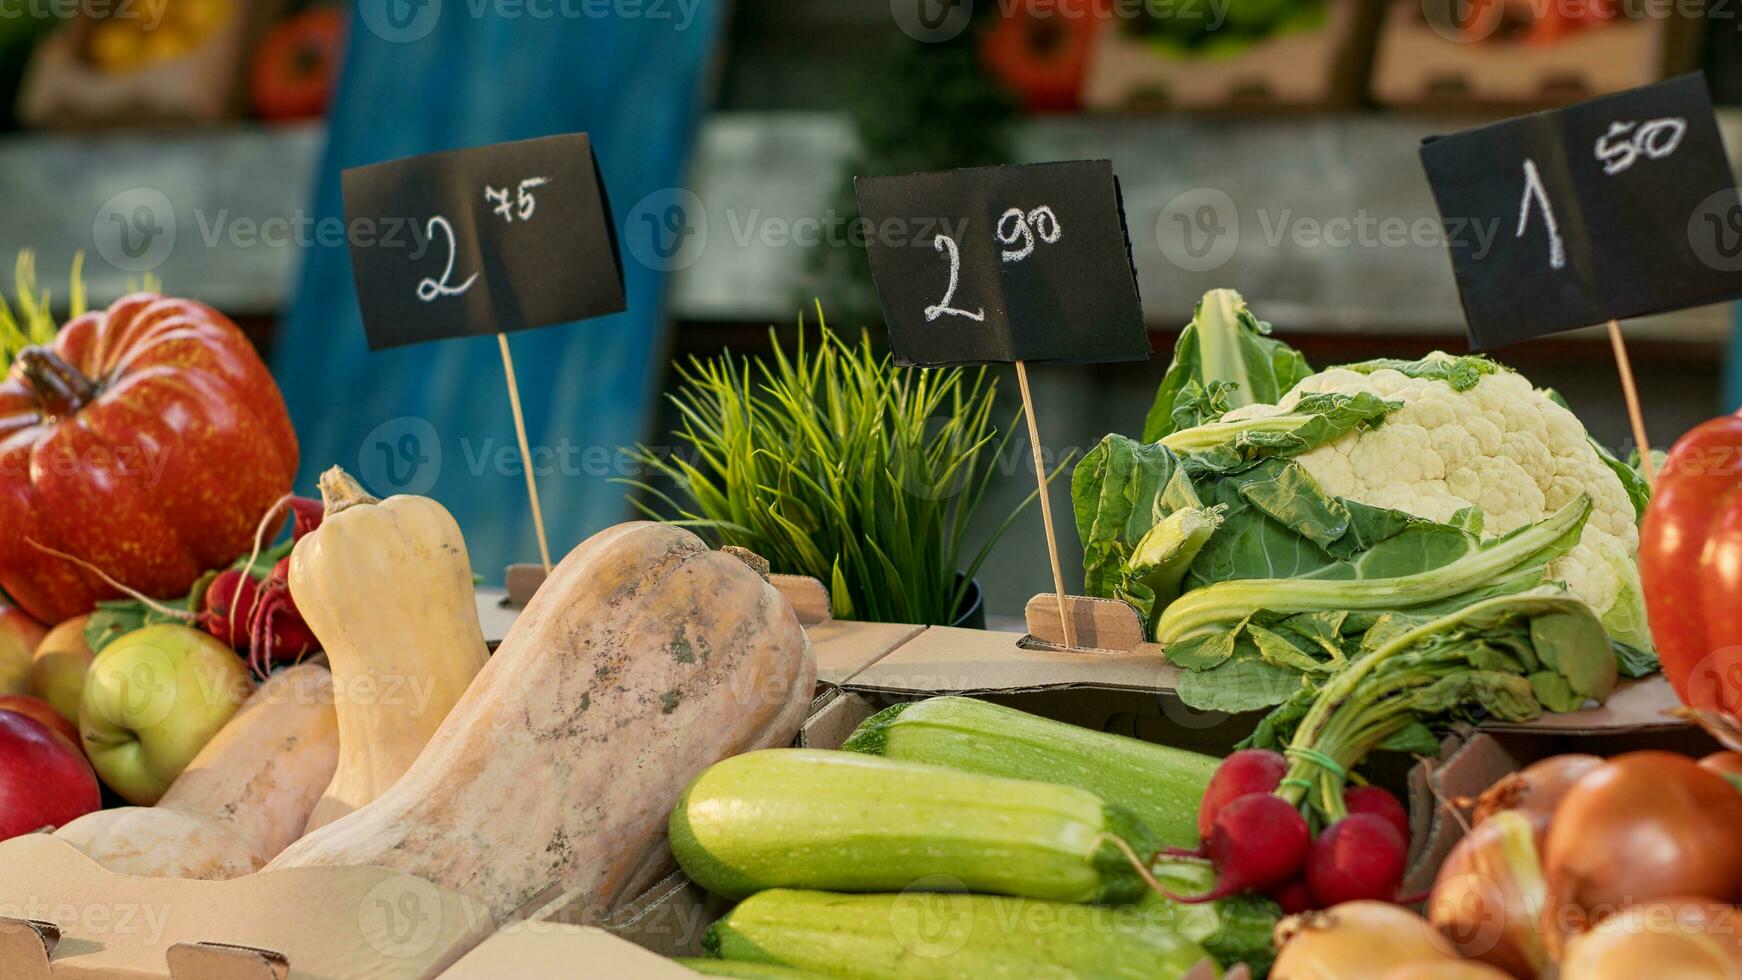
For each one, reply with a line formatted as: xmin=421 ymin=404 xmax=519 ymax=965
xmin=268 ymin=522 xmax=816 ymax=922
xmin=290 ymin=466 xmax=489 ymax=832
xmin=54 ymin=663 xmax=339 ymax=879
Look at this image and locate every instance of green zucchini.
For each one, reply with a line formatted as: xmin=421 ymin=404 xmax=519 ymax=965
xmin=674 ymin=958 xmax=838 ymax=979
xmin=704 ymin=889 xmax=1219 ymax=979
xmin=669 ymin=749 xmax=1158 ymax=904
xmin=841 ymin=697 xmax=1216 ymax=848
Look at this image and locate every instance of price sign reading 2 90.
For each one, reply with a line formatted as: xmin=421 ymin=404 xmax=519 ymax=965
xmin=925 ymin=205 xmax=1062 ymax=324
xmin=856 ymin=160 xmax=1147 ymax=368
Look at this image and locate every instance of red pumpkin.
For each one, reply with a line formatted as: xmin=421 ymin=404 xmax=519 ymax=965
xmin=0 ymin=294 xmax=298 ymax=624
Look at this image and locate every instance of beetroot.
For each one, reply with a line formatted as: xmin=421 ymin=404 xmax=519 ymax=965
xmin=1197 ymin=749 xmax=1289 ymax=840
xmin=1307 ymin=813 xmax=1408 ymax=907
xmin=1166 ymin=792 xmax=1309 ymax=904
xmin=246 ymin=557 xmax=319 ymax=673
xmin=1344 ymin=785 xmax=1410 ymax=844
xmin=198 ymin=568 xmax=261 ymax=650
xmin=1269 ymin=877 xmax=1316 ymax=914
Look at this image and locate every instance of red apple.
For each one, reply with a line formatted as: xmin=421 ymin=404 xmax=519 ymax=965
xmin=0 ymin=694 xmax=80 ymax=750
xmin=0 ymin=602 xmax=47 ymax=696
xmin=0 ymin=709 xmax=101 ymax=840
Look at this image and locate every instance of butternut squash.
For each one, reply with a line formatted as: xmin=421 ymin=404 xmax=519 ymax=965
xmin=54 ymin=663 xmax=339 ymax=879
xmin=289 ymin=466 xmax=489 ymax=832
xmin=267 ymin=522 xmax=816 ymax=922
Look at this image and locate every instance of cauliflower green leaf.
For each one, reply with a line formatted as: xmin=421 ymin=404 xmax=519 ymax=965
xmin=1142 ymin=289 xmax=1313 ymax=442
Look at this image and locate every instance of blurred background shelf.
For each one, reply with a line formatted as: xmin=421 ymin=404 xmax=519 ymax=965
xmin=7 ymin=108 xmax=1741 ymax=343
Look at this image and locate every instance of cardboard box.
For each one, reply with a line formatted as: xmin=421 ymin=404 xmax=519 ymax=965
xmin=1082 ymin=0 xmax=1384 ymax=111
xmin=0 ymin=834 xmax=495 ymax=978
xmin=1370 ymin=0 xmax=1703 ymax=108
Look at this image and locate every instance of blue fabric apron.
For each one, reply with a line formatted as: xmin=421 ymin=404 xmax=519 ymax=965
xmin=272 ymin=0 xmax=721 ymax=578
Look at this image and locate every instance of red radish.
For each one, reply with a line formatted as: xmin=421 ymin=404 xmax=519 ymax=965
xmin=199 ymin=568 xmax=261 ymax=649
xmin=1197 ymin=749 xmax=1289 ymax=840
xmin=1344 ymin=785 xmax=1410 ymax=844
xmin=1165 ymin=792 xmax=1309 ymax=904
xmin=1308 ymin=813 xmax=1408 ymax=908
xmin=247 ymin=557 xmax=319 ymax=673
xmin=1270 ymin=877 xmax=1316 ymax=914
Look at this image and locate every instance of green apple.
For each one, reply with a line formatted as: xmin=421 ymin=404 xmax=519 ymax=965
xmin=79 ymin=624 xmax=253 ymax=805
xmin=30 ymin=614 xmax=94 ymax=724
xmin=0 ymin=603 xmax=47 ymax=697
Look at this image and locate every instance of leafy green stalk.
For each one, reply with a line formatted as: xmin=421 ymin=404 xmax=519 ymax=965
xmin=0 ymin=251 xmax=84 ymax=368
xmin=1156 ymin=495 xmax=1592 ymax=644
xmin=1141 ymin=289 xmax=1313 ymax=442
xmin=1261 ymin=589 xmax=1618 ymax=823
xmin=619 ymin=305 xmax=1053 ymax=626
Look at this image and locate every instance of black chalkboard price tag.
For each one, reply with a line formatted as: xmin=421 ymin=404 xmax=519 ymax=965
xmin=1420 ymin=73 xmax=1742 ymax=483
xmin=855 ymin=160 xmax=1150 ymax=648
xmin=853 ymin=160 xmax=1149 ymax=367
xmin=1420 ymin=74 xmax=1742 ymax=350
xmin=341 ymin=132 xmax=625 ymax=352
xmin=341 ymin=132 xmax=628 ymax=572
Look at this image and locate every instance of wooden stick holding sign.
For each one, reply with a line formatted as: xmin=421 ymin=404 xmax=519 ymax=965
xmin=1422 ymin=74 xmax=1742 ymax=482
xmin=496 ymin=334 xmax=554 ymax=571
xmin=1013 ymin=360 xmax=1075 ymax=648
xmin=856 ymin=161 xmax=1149 ymax=647
xmin=1605 ymin=319 xmax=1657 ymax=484
xmin=340 ymin=133 xmax=626 ymax=577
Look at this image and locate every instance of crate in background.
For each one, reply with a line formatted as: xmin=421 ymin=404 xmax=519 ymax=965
xmin=1371 ymin=0 xmax=1705 ymax=108
xmin=1082 ymin=0 xmax=1385 ymax=111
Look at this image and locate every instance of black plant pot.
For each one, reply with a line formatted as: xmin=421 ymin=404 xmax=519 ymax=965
xmin=950 ymin=574 xmax=986 ymax=630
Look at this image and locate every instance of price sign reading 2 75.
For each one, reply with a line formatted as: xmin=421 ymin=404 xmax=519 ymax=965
xmin=856 ymin=160 xmax=1149 ymax=367
xmin=341 ymin=133 xmax=625 ymax=352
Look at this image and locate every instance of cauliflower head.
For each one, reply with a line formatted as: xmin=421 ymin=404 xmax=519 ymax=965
xmin=1221 ymin=354 xmax=1648 ymax=647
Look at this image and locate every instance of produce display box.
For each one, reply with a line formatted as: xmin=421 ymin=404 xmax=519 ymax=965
xmin=17 ymin=0 xmax=287 ymax=127
xmin=1081 ymin=0 xmax=1384 ymax=112
xmin=1369 ymin=0 xmax=1703 ymax=108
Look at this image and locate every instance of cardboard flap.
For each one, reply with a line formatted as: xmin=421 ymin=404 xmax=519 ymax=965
xmin=847 ymin=626 xmax=1181 ymax=697
xmin=0 ymin=835 xmax=494 ymax=979
xmin=1023 ymin=594 xmax=1147 ymax=653
xmin=0 ymin=917 xmax=57 ymax=976
xmin=1482 ymin=675 xmax=1689 ymax=734
xmin=166 ymin=943 xmax=287 ymax=980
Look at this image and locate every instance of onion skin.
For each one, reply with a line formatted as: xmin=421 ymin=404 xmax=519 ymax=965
xmin=1379 ymin=963 xmax=1514 ymax=980
xmin=1428 ymin=809 xmax=1552 ymax=980
xmin=1273 ymin=901 xmax=1459 ymax=979
xmin=1700 ymin=752 xmax=1742 ymax=780
xmin=1559 ymin=899 xmax=1742 ymax=979
xmin=1543 ymin=752 xmax=1742 ymax=948
xmin=1471 ymin=754 xmax=1603 ymax=826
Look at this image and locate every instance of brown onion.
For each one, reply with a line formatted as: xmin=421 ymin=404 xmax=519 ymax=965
xmin=1700 ymin=751 xmax=1742 ymax=780
xmin=1559 ymin=899 xmax=1742 ymax=979
xmin=1543 ymin=752 xmax=1742 ymax=951
xmin=1273 ymin=901 xmax=1459 ymax=979
xmin=1427 ymin=809 xmax=1552 ymax=979
xmin=1471 ymin=754 xmax=1603 ymax=825
xmin=1379 ymin=963 xmax=1514 ymax=980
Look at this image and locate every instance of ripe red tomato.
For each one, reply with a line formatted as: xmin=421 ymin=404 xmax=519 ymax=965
xmin=1639 ymin=413 xmax=1742 ymax=715
xmin=251 ymin=7 xmax=346 ymax=122
xmin=0 ymin=294 xmax=299 ymax=624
